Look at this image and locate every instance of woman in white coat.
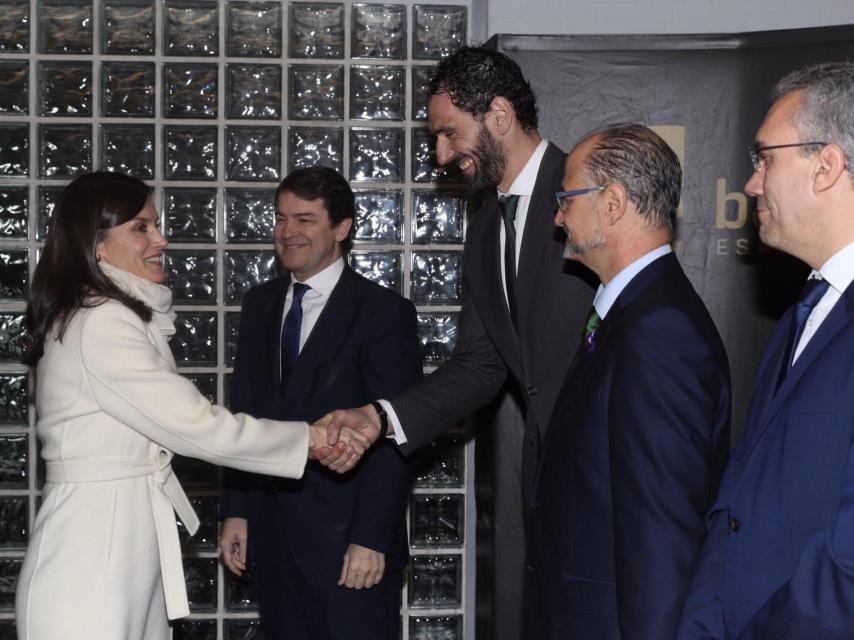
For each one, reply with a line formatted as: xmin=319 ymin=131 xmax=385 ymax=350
xmin=15 ymin=172 xmax=366 ymax=640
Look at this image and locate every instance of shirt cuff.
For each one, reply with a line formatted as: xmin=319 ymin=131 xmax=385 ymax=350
xmin=378 ymin=399 xmax=407 ymax=445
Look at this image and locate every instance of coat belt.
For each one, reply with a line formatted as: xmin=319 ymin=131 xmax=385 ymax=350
xmin=45 ymin=450 xmax=201 ymax=620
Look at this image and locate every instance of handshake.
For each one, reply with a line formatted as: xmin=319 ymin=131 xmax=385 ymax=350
xmin=306 ymin=404 xmax=385 ymax=473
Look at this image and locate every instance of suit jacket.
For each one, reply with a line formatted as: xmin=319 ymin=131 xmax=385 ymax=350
xmin=526 ymin=253 xmax=731 ymax=640
xmin=391 ymin=142 xmax=594 ymax=491
xmin=219 ymin=267 xmax=422 ymax=588
xmin=679 ymin=277 xmax=854 ymax=639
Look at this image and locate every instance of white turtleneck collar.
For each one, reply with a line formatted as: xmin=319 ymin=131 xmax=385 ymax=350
xmin=98 ymin=261 xmax=177 ymax=336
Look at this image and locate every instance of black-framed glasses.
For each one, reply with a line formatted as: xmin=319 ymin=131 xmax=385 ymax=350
xmin=748 ymin=141 xmax=827 ymax=171
xmin=555 ymin=185 xmax=605 ymax=210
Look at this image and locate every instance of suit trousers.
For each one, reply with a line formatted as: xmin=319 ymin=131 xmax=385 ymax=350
xmin=253 ymin=492 xmax=403 ymax=640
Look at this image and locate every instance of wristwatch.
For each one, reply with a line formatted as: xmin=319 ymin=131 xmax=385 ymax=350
xmin=370 ymin=401 xmax=389 ymax=439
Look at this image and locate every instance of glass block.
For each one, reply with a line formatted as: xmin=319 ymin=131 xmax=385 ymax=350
xmin=350 ymin=128 xmax=403 ymax=182
xmin=0 ymin=497 xmax=27 ymax=548
xmin=412 ymin=66 xmax=434 ymax=121
xmin=224 ymin=250 xmax=277 ymax=304
xmin=183 ymin=558 xmax=217 ymax=612
xmin=412 ymin=5 xmax=466 ymax=60
xmin=0 ymin=559 xmax=22 ymax=611
xmin=289 ymin=2 xmax=344 ymax=59
xmin=225 ymin=565 xmax=258 ymax=611
xmin=164 ymin=126 xmax=217 ymax=181
xmin=417 ymin=312 xmax=458 ymax=364
xmin=350 ymin=65 xmax=404 ymax=121
xmin=171 ymin=311 xmax=217 ymax=366
xmin=227 ymin=64 xmax=282 ymax=120
xmin=39 ymin=61 xmax=91 ymax=117
xmin=351 ymin=3 xmax=405 ymax=59
xmin=411 ymin=494 xmax=463 ymax=547
xmin=353 ymin=189 xmax=402 ymax=244
xmin=177 ymin=496 xmax=217 ymax=550
xmin=0 ymin=312 xmax=26 ymax=362
xmin=0 ymin=187 xmax=28 ymax=238
xmin=288 ymin=65 xmax=343 ymax=121
xmin=100 ymin=124 xmax=155 ymax=178
xmin=0 ymin=374 xmax=27 ymax=425
xmin=348 ymin=251 xmax=401 ymax=294
xmin=413 ymin=191 xmax=465 ymax=244
xmin=412 ymin=128 xmax=463 ymax=183
xmin=37 ymin=186 xmax=63 ymax=239
xmin=165 ymin=249 xmax=217 ymax=304
xmin=39 ymin=124 xmax=91 ymax=178
xmin=227 ymin=1 xmax=281 ymax=57
xmin=164 ymin=1 xmax=218 ymax=57
xmin=101 ymin=0 xmax=155 ymax=54
xmin=0 ymin=0 xmax=29 ymax=52
xmin=288 ymin=127 xmax=343 ymax=173
xmin=101 ymin=62 xmax=155 ymax=117
xmin=408 ymin=554 xmax=461 ymax=609
xmin=0 ymin=619 xmax=15 ymax=639
xmin=173 ymin=619 xmax=216 ymax=640
xmin=411 ymin=251 xmax=462 ymax=305
xmin=0 ymin=61 xmax=28 ymax=114
xmin=223 ymin=372 xmax=232 ymax=408
xmin=225 ymin=311 xmax=240 ymax=366
xmin=39 ymin=0 xmax=92 ymax=54
xmin=0 ymin=124 xmax=28 ymax=177
xmin=225 ymin=188 xmax=274 ymax=242
xmin=225 ymin=619 xmax=264 ymax=640
xmin=0 ymin=433 xmax=28 ymax=488
xmin=0 ymin=250 xmax=28 ymax=300
xmin=410 ymin=616 xmax=462 ymax=640
xmin=163 ymin=188 xmax=217 ymax=243
xmin=164 ymin=64 xmax=218 ymax=119
xmin=182 ymin=373 xmax=217 ymax=404
xmin=172 ymin=454 xmax=218 ymax=490
xmin=226 ymin=126 xmax=281 ymax=182
xmin=414 ymin=433 xmax=464 ymax=488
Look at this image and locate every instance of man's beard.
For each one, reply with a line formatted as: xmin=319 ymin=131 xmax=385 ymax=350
xmin=464 ymin=124 xmax=507 ymax=192
xmin=563 ymin=228 xmax=605 ymax=259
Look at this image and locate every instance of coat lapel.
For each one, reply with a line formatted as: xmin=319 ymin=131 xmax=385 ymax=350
xmin=263 ymin=278 xmax=289 ymax=389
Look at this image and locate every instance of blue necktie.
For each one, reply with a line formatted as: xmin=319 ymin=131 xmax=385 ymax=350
xmin=777 ymin=277 xmax=830 ymax=389
xmin=281 ymin=282 xmax=310 ymax=385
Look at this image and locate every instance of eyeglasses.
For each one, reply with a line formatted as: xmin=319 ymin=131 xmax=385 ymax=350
xmin=555 ymin=186 xmax=606 ymax=210
xmin=747 ymin=141 xmax=827 ymax=171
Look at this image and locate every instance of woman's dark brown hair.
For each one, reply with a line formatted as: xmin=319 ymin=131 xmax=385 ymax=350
xmin=23 ymin=172 xmax=153 ymax=365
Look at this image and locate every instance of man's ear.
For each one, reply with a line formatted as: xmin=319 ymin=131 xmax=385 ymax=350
xmin=488 ymin=96 xmax=514 ymax=136
xmin=601 ymin=183 xmax=628 ymax=226
xmin=334 ymin=217 xmax=353 ymax=243
xmin=814 ymin=143 xmax=847 ymax=193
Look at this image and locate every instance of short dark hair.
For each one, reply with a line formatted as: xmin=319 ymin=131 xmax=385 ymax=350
xmin=582 ymin=123 xmax=681 ymax=232
xmin=428 ymin=46 xmax=538 ymax=132
xmin=24 ymin=171 xmax=152 ymax=365
xmin=275 ymin=167 xmax=355 ymax=252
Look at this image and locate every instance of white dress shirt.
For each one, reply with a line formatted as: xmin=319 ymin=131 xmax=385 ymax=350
xmin=280 ymin=257 xmax=345 ymax=374
xmin=793 ymin=240 xmax=854 ymax=363
xmin=593 ymin=244 xmax=673 ymax=320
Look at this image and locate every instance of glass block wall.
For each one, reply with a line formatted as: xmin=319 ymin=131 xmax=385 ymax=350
xmin=0 ymin=1 xmax=477 ymax=637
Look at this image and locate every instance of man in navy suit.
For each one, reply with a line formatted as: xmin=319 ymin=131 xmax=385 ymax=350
xmin=525 ymin=124 xmax=731 ymax=639
xmin=218 ymin=167 xmax=422 ymax=640
xmin=679 ymin=62 xmax=854 ymax=639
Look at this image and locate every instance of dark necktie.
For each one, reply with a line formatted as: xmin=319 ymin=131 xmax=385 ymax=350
xmin=582 ymin=307 xmax=602 ymax=353
xmin=499 ymin=194 xmax=521 ymax=326
xmin=777 ymin=277 xmax=830 ymax=389
xmin=281 ymin=282 xmax=310 ymax=385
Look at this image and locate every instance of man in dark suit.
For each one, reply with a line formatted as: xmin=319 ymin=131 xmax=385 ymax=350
xmin=679 ymin=62 xmax=854 ymax=640
xmin=321 ymin=46 xmax=593 ymax=497
xmin=218 ymin=167 xmax=422 ymax=640
xmin=525 ymin=124 xmax=731 ymax=639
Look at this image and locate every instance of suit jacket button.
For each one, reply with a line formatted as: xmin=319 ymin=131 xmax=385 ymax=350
xmin=730 ymin=517 xmax=741 ymax=532
xmin=527 ymin=386 xmax=539 ymax=396
xmin=526 ymin=564 xmax=535 ymax=573
xmin=530 ymin=501 xmax=540 ymax=511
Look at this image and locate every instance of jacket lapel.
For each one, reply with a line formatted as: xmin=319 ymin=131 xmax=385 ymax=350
xmin=264 ymin=278 xmax=289 ymax=389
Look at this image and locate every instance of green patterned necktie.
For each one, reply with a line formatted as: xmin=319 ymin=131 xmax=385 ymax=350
xmin=582 ymin=307 xmax=601 ymax=351
xmin=499 ymin=194 xmax=521 ymax=326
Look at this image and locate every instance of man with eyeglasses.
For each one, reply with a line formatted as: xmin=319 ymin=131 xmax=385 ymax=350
xmin=525 ymin=123 xmax=731 ymax=639
xmin=679 ymin=61 xmax=854 ymax=640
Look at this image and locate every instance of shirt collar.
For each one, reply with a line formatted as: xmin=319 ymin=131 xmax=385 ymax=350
xmin=291 ymin=257 xmax=345 ymax=299
xmin=815 ymin=240 xmax=854 ymax=295
xmin=497 ymin=139 xmax=549 ymax=198
xmin=594 ymin=244 xmax=673 ymax=319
